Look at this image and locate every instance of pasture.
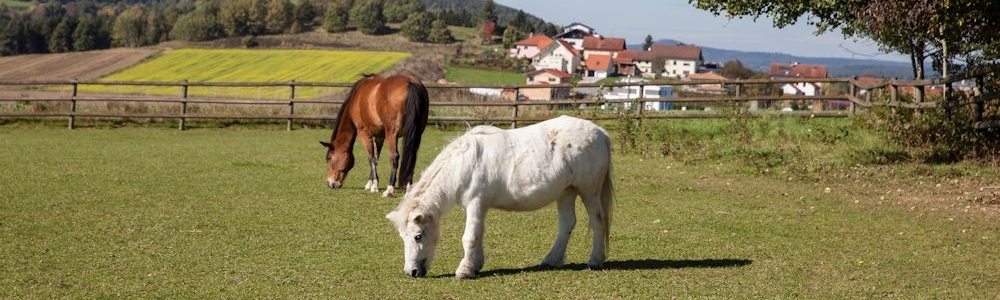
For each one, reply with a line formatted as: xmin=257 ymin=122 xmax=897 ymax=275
xmin=2 ymin=119 xmax=999 ymax=298
xmin=84 ymin=49 xmax=410 ymax=99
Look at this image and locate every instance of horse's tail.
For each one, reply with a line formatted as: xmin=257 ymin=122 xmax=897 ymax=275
xmin=398 ymin=81 xmax=430 ymax=187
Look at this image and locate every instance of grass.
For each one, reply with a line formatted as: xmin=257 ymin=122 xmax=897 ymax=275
xmin=444 ymin=66 xmax=525 ymax=85
xmin=0 ymin=0 xmax=30 ymax=9
xmin=2 ymin=119 xmax=999 ymax=298
xmin=85 ymin=48 xmax=410 ymax=99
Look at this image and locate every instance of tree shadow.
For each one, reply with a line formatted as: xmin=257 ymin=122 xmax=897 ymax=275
xmin=431 ymin=258 xmax=752 ymax=278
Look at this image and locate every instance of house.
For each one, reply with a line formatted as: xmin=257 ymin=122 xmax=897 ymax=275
xmin=532 ymin=39 xmax=581 ymax=75
xmin=509 ymin=34 xmax=554 ymax=59
xmin=604 ymin=77 xmax=676 ymax=111
xmin=768 ymin=62 xmax=828 ymax=97
xmin=613 ymin=49 xmax=640 ymax=76
xmin=683 ymin=72 xmax=728 ymax=94
xmin=581 ymin=35 xmax=625 ymax=61
xmin=554 ymin=22 xmax=597 ymax=51
xmin=584 ymin=54 xmax=613 ymax=79
xmin=522 ymin=69 xmax=572 ymax=100
xmin=634 ymin=44 xmax=703 ymax=78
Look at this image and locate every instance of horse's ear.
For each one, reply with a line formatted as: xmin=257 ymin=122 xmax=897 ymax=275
xmin=319 ymin=141 xmax=331 ymax=148
xmin=385 ymin=210 xmax=400 ymax=222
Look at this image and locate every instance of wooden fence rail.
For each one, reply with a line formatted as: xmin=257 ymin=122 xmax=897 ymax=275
xmin=1 ymin=70 xmax=997 ymax=130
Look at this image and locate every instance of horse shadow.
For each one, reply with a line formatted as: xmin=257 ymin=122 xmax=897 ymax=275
xmin=433 ymin=258 xmax=753 ymax=278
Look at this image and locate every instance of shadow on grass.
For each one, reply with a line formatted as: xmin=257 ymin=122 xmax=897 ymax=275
xmin=432 ymin=258 xmax=753 ymax=278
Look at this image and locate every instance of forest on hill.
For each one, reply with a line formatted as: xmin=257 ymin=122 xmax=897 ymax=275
xmin=0 ymin=0 xmax=557 ymax=56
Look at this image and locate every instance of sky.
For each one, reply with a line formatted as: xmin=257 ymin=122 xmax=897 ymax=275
xmin=492 ymin=0 xmax=910 ymax=62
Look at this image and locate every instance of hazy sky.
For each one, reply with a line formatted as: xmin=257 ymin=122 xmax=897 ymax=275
xmin=492 ymin=0 xmax=909 ymax=62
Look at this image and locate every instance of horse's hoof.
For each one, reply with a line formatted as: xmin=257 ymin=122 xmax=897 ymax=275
xmin=454 ymin=272 xmax=477 ymax=280
xmin=382 ymin=186 xmax=395 ymax=197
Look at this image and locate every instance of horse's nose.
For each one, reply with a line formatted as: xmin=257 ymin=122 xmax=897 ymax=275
xmin=409 ymin=269 xmax=419 ymax=278
xmin=327 ymin=181 xmax=342 ymax=189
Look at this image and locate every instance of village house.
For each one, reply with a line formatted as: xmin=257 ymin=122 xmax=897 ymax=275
xmin=768 ymin=62 xmax=828 ymax=96
xmin=509 ymin=34 xmax=554 ymax=59
xmin=634 ymin=44 xmax=703 ymax=79
xmin=522 ymin=69 xmax=573 ymax=100
xmin=581 ymin=35 xmax=626 ymax=61
xmin=554 ymin=22 xmax=598 ymax=51
xmin=584 ymin=54 xmax=613 ymax=78
xmin=532 ymin=39 xmax=581 ymax=75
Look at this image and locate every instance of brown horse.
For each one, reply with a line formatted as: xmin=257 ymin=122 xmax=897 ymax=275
xmin=319 ymin=74 xmax=430 ymax=197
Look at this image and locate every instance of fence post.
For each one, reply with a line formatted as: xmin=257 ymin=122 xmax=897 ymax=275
xmin=635 ymin=84 xmax=644 ymax=129
xmin=68 ymin=79 xmax=77 ymax=129
xmin=179 ymin=80 xmax=188 ymax=130
xmin=511 ymin=87 xmax=519 ymax=129
xmin=848 ymin=79 xmax=856 ymax=116
xmin=974 ymin=75 xmax=985 ymax=121
xmin=288 ymin=80 xmax=296 ymax=131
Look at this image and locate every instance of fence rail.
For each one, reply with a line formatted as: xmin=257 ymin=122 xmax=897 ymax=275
xmin=1 ymin=69 xmax=997 ymax=130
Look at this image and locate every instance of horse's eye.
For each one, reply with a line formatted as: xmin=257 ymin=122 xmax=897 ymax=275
xmin=414 ymin=234 xmax=422 ymax=241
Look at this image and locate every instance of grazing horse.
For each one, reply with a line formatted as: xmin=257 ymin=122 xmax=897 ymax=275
xmin=386 ymin=115 xmax=614 ymax=279
xmin=320 ymin=74 xmax=429 ymax=197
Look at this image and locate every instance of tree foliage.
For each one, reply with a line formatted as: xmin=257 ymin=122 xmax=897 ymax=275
xmin=350 ymin=0 xmax=386 ymax=35
xmin=400 ymin=10 xmax=432 ymax=42
xmin=322 ymin=4 xmax=349 ymax=33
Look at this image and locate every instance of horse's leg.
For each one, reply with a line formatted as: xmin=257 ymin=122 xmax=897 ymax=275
xmin=580 ymin=190 xmax=608 ymax=270
xmin=363 ymin=135 xmax=382 ymax=193
xmin=455 ymin=201 xmax=486 ymax=280
xmin=540 ymin=190 xmax=578 ymax=268
xmin=381 ymin=136 xmax=400 ymax=197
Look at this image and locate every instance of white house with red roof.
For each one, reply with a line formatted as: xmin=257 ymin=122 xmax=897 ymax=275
xmin=554 ymin=22 xmax=597 ymax=51
xmin=584 ymin=54 xmax=613 ymax=78
xmin=636 ymin=44 xmax=703 ymax=78
xmin=533 ymin=39 xmax=581 ymax=75
xmin=769 ymin=62 xmax=828 ymax=96
xmin=509 ymin=34 xmax=555 ymax=59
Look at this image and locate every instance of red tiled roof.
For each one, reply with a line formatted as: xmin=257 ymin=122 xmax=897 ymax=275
xmin=515 ymin=35 xmax=554 ymax=49
xmin=582 ymin=36 xmax=626 ymax=51
xmin=646 ymin=44 xmax=702 ymax=61
xmin=769 ymin=62 xmax=828 ymax=78
xmin=585 ymin=54 xmax=612 ymax=71
xmin=614 ymin=49 xmax=639 ymax=64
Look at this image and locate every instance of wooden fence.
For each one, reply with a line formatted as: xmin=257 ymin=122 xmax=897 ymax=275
xmin=1 ymin=68 xmax=997 ymax=130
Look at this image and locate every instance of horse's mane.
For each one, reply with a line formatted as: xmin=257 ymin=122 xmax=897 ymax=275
xmin=329 ymin=74 xmax=378 ymax=142
xmin=396 ymin=128 xmax=493 ymax=218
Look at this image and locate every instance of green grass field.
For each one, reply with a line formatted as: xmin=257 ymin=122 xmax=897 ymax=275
xmin=85 ymin=48 xmax=410 ymax=99
xmin=2 ymin=119 xmax=999 ymax=298
xmin=444 ymin=66 xmax=525 ymax=85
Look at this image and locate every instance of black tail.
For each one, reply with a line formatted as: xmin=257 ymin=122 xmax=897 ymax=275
xmin=398 ymin=81 xmax=429 ymax=187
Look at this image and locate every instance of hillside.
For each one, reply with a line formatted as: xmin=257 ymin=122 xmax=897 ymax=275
xmin=0 ymin=48 xmax=157 ymax=81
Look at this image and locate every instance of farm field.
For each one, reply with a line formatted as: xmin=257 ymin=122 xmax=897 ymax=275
xmin=81 ymin=48 xmax=411 ymax=99
xmin=444 ymin=66 xmax=526 ymax=85
xmin=1 ymin=119 xmax=999 ymax=298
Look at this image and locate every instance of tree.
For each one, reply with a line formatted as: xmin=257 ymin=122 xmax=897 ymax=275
xmin=112 ymin=4 xmax=146 ymax=47
xmin=476 ymin=0 xmax=497 ymax=25
xmin=322 ymin=4 xmax=349 ymax=33
xmin=719 ymin=59 xmax=758 ymax=79
xmin=501 ymin=26 xmax=521 ymax=49
xmin=510 ymin=9 xmax=527 ymax=30
xmin=350 ymin=0 xmax=386 ymax=35
xmin=72 ymin=17 xmax=100 ymax=51
xmin=48 ymin=17 xmax=74 ymax=53
xmin=144 ymin=8 xmax=167 ymax=45
xmin=427 ymin=17 xmax=453 ymax=44
xmin=400 ymin=10 xmax=432 ymax=42
xmin=169 ymin=10 xmax=223 ymax=41
xmin=292 ymin=0 xmax=317 ymax=32
xmin=384 ymin=0 xmax=421 ymax=23
xmin=264 ymin=0 xmax=292 ymax=34
xmin=643 ymin=34 xmax=653 ymax=50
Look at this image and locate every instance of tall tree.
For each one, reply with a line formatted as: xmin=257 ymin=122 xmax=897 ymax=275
xmin=400 ymin=10 xmax=432 ymax=42
xmin=643 ymin=34 xmax=653 ymax=50
xmin=350 ymin=0 xmax=386 ymax=35
xmin=292 ymin=0 xmax=317 ymax=32
xmin=264 ymin=0 xmax=292 ymax=34
xmin=48 ymin=17 xmax=74 ymax=53
xmin=427 ymin=17 xmax=453 ymax=44
xmin=112 ymin=4 xmax=146 ymax=47
xmin=322 ymin=4 xmax=349 ymax=33
xmin=72 ymin=17 xmax=100 ymax=51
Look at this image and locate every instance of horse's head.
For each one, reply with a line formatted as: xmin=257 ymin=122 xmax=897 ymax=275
xmin=386 ymin=207 xmax=439 ymax=278
xmin=319 ymin=141 xmax=354 ymax=188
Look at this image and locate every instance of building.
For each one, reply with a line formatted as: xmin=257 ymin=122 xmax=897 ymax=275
xmin=522 ymin=69 xmax=573 ymax=100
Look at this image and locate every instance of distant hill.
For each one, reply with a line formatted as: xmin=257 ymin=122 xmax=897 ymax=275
xmin=423 ymin=0 xmax=546 ymax=25
xmin=632 ymin=39 xmax=921 ymax=79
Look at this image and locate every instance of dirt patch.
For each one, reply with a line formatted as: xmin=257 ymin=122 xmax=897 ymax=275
xmin=0 ymin=48 xmax=159 ymax=81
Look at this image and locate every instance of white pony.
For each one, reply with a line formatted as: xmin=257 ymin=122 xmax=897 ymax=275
xmin=386 ymin=115 xmax=614 ymax=279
